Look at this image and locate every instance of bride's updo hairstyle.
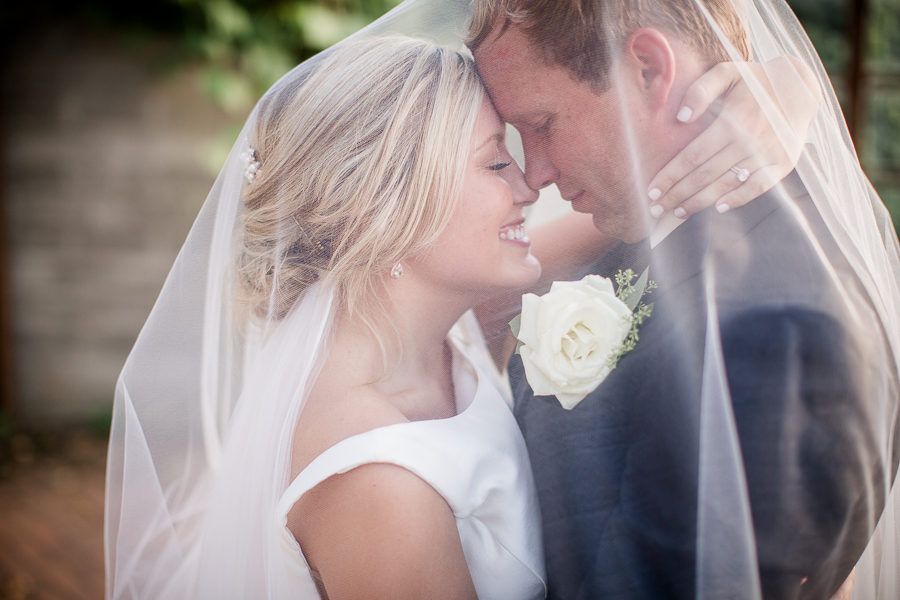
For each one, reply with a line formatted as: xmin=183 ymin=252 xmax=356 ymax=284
xmin=239 ymin=35 xmax=484 ymax=324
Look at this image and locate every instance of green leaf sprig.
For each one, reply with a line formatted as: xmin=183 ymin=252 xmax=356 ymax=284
xmin=609 ymin=267 xmax=657 ymax=367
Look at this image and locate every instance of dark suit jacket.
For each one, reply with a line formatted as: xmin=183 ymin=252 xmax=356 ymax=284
xmin=511 ymin=173 xmax=899 ymax=599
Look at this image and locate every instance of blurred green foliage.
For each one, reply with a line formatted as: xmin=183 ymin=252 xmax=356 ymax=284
xmin=2 ymin=0 xmax=400 ymax=168
xmin=171 ymin=0 xmax=401 ymax=113
xmin=2 ymin=0 xmax=400 ymax=115
xmin=2 ymin=0 xmax=896 ymax=220
xmin=169 ymin=0 xmax=401 ymax=167
xmin=789 ymin=0 xmax=900 ymax=222
xmin=790 ymin=0 xmax=851 ymax=74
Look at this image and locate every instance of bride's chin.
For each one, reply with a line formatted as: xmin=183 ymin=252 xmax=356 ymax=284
xmin=496 ymin=257 xmax=542 ymax=289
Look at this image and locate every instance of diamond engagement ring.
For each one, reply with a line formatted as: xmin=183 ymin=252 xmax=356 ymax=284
xmin=730 ymin=165 xmax=750 ymax=183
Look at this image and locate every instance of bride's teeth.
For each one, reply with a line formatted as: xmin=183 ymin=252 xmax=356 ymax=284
xmin=499 ymin=224 xmax=528 ymax=242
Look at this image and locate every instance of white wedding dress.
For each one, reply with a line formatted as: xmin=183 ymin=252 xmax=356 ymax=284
xmin=273 ymin=312 xmax=547 ymax=600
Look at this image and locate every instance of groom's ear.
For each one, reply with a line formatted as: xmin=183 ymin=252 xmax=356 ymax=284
xmin=621 ymin=28 xmax=677 ymax=112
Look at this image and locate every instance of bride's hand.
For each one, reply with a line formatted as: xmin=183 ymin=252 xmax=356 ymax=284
xmin=647 ymin=56 xmax=821 ymax=218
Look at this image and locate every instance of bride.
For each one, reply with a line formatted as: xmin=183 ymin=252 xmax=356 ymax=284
xmin=245 ymin=36 xmax=544 ymax=598
xmin=105 ymin=2 xmax=898 ymax=599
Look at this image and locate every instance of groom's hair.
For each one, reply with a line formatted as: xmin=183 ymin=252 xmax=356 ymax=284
xmin=468 ymin=0 xmax=751 ymax=90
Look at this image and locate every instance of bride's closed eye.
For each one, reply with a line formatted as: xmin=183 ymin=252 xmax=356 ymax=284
xmin=487 ymin=141 xmax=516 ymax=172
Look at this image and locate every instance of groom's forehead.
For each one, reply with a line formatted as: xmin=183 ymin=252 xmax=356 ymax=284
xmin=474 ymin=27 xmax=605 ymax=117
xmin=474 ymin=35 xmax=552 ymax=118
xmin=474 ymin=21 xmax=609 ymax=97
xmin=474 ymin=23 xmax=541 ymax=71
xmin=473 ymin=24 xmax=571 ymax=101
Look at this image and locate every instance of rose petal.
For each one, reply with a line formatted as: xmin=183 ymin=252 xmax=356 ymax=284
xmin=520 ymin=346 xmax=560 ymax=397
xmin=517 ymin=293 xmax=542 ymax=346
xmin=556 ymin=389 xmax=589 ymax=410
xmin=582 ymin=274 xmax=616 ymax=296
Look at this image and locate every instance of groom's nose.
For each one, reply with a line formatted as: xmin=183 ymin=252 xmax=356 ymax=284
xmin=523 ymin=141 xmax=559 ymax=190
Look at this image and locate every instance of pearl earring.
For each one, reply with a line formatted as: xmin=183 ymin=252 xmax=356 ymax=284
xmin=390 ymin=263 xmax=404 ymax=279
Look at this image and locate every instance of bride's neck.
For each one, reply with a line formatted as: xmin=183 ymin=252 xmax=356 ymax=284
xmin=333 ymin=276 xmax=472 ymax=390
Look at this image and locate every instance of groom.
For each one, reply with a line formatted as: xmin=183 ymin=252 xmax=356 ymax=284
xmin=470 ymin=1 xmax=898 ymax=598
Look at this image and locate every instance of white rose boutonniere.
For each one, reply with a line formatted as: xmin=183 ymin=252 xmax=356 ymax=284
xmin=510 ymin=269 xmax=656 ymax=410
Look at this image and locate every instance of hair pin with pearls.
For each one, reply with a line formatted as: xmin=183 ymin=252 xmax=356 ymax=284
xmin=241 ymin=146 xmax=262 ymax=183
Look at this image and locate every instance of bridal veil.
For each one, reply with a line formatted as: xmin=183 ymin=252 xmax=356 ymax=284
xmin=105 ymin=1 xmax=900 ymax=598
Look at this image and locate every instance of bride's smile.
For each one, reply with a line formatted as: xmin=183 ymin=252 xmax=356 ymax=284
xmin=499 ymin=219 xmax=529 ymax=244
xmin=409 ymin=97 xmax=541 ymax=297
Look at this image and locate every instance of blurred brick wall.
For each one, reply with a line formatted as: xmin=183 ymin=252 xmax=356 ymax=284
xmin=1 ymin=26 xmax=230 ymax=422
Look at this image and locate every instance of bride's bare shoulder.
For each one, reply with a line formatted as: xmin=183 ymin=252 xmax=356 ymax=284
xmin=284 ymin=358 xmax=477 ymax=598
xmin=288 ymin=461 xmax=476 ymax=599
xmin=289 ymin=355 xmax=407 ymax=477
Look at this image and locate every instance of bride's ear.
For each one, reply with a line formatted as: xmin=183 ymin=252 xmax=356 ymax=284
xmin=622 ymin=28 xmax=677 ymax=112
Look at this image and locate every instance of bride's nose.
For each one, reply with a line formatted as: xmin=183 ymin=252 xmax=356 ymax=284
xmin=510 ymin=163 xmax=539 ymax=207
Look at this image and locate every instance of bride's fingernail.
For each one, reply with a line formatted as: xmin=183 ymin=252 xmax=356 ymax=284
xmin=649 ymin=204 xmax=664 ymax=219
xmin=674 ymin=207 xmax=687 ymax=219
xmin=716 ymin=203 xmax=731 ymax=214
xmin=648 ymin=188 xmax=661 ymax=202
xmin=677 ymin=106 xmax=693 ymax=122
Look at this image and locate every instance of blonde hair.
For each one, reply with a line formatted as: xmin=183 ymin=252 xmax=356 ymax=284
xmin=238 ymin=36 xmax=484 ymax=334
xmin=468 ymin=0 xmax=750 ymax=90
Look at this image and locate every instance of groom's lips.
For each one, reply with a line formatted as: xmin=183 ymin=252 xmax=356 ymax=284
xmin=565 ymin=191 xmax=587 ymax=210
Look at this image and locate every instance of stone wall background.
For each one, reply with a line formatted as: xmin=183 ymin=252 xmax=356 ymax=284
xmin=1 ymin=24 xmax=231 ymax=422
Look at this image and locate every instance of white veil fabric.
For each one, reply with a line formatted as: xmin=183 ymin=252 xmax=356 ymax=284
xmin=105 ymin=3 xmax=482 ymax=598
xmin=469 ymin=0 xmax=900 ymax=599
xmin=105 ymin=1 xmax=900 ymax=600
xmin=681 ymin=3 xmax=900 ymax=598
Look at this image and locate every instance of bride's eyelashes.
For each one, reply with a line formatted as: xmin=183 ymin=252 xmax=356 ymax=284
xmin=487 ymin=143 xmax=515 ymax=172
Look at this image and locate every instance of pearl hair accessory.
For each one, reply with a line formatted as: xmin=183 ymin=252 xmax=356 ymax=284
xmin=242 ymin=147 xmax=262 ymax=183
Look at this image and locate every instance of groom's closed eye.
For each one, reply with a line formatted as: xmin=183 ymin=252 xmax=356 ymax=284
xmin=534 ymin=117 xmax=553 ymax=135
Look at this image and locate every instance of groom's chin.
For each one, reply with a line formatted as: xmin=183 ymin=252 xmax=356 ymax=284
xmin=591 ymin=212 xmax=652 ymax=245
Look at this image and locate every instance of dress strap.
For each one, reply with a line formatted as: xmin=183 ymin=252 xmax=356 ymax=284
xmin=276 ymin=415 xmax=474 ymax=527
xmin=272 ymin=427 xmax=439 ymax=592
xmin=277 ymin=427 xmax=404 ymax=518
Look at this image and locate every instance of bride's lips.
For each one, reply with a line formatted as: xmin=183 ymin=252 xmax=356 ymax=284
xmin=499 ymin=219 xmax=530 ymax=246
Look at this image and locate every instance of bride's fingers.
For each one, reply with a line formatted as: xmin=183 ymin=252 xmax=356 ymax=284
xmin=703 ymin=136 xmax=799 ymax=215
xmin=712 ymin=163 xmax=786 ymax=214
xmin=647 ymin=121 xmax=732 ymax=211
xmin=648 ymin=103 xmax=769 ymax=215
xmin=674 ymin=62 xmax=741 ymax=124
xmin=649 ymin=140 xmax=755 ymax=217
xmin=664 ymin=152 xmax=771 ymax=218
xmin=650 ymin=116 xmax=800 ymax=217
xmin=648 ymin=86 xmax=762 ymax=211
xmin=650 ymin=57 xmax=818 ymax=218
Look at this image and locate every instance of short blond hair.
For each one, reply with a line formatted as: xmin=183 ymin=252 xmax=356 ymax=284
xmin=468 ymin=0 xmax=751 ymax=89
xmin=238 ymin=36 xmax=484 ymax=329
